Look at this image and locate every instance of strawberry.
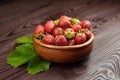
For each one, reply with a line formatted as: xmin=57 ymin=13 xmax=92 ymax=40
xmin=55 ymin=35 xmax=67 ymax=46
xmin=64 ymin=28 xmax=75 ymax=39
xmin=42 ymin=34 xmax=54 ymax=45
xmin=80 ymin=20 xmax=91 ymax=29
xmin=80 ymin=28 xmax=91 ymax=39
xmin=34 ymin=16 xmax=93 ymax=46
xmin=84 ymin=30 xmax=91 ymax=39
xmin=58 ymin=15 xmax=71 ymax=28
xmin=75 ymin=32 xmax=86 ymax=44
xmin=71 ymin=24 xmax=81 ymax=32
xmin=34 ymin=25 xmax=45 ymax=35
xmin=67 ymin=39 xmax=76 ymax=46
xmin=53 ymin=27 xmax=64 ymax=36
xmin=44 ymin=20 xmax=56 ymax=33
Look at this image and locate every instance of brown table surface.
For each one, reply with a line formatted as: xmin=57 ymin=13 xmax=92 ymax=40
xmin=0 ymin=0 xmax=120 ymax=80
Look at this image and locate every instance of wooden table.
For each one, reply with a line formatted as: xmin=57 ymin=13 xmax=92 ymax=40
xmin=0 ymin=0 xmax=120 ymax=80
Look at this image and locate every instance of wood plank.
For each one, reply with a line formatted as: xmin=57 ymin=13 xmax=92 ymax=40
xmin=0 ymin=0 xmax=120 ymax=80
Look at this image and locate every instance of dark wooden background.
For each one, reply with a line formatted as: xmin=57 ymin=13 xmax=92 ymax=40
xmin=0 ymin=0 xmax=120 ymax=80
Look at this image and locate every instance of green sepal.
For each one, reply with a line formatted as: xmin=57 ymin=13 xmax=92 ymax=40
xmin=59 ymin=28 xmax=64 ymax=34
xmin=35 ymin=33 xmax=45 ymax=41
xmin=65 ymin=31 xmax=75 ymax=39
xmin=54 ymin=19 xmax=60 ymax=26
xmin=71 ymin=18 xmax=80 ymax=25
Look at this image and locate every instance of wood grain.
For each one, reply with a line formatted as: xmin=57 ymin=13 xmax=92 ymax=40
xmin=0 ymin=0 xmax=120 ymax=80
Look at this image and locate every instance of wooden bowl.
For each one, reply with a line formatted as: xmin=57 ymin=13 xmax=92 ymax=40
xmin=32 ymin=32 xmax=94 ymax=63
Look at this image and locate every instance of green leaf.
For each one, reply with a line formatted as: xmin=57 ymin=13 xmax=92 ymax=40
xmin=7 ymin=36 xmax=51 ymax=74
xmin=16 ymin=37 xmax=33 ymax=44
xmin=27 ymin=55 xmax=51 ymax=74
xmin=7 ymin=44 xmax=36 ymax=68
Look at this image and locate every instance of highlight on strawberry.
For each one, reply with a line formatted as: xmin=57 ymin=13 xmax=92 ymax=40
xmin=34 ymin=15 xmax=92 ymax=46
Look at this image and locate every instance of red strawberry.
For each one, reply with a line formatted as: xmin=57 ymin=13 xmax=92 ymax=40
xmin=67 ymin=39 xmax=76 ymax=46
xmin=34 ymin=25 xmax=45 ymax=34
xmin=58 ymin=15 xmax=71 ymax=28
xmin=64 ymin=28 xmax=75 ymax=39
xmin=44 ymin=20 xmax=56 ymax=33
xmin=75 ymin=32 xmax=86 ymax=44
xmin=84 ymin=30 xmax=91 ymax=39
xmin=80 ymin=20 xmax=91 ymax=29
xmin=55 ymin=35 xmax=67 ymax=46
xmin=42 ymin=34 xmax=54 ymax=45
xmin=71 ymin=24 xmax=81 ymax=32
xmin=53 ymin=27 xmax=64 ymax=36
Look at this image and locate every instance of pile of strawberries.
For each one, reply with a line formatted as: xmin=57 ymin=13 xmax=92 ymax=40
xmin=34 ymin=15 xmax=92 ymax=46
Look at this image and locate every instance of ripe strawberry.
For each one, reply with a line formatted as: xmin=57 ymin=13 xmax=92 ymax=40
xmin=80 ymin=28 xmax=91 ymax=39
xmin=42 ymin=34 xmax=54 ymax=45
xmin=55 ymin=35 xmax=67 ymax=46
xmin=75 ymin=32 xmax=86 ymax=44
xmin=67 ymin=39 xmax=76 ymax=46
xmin=53 ymin=27 xmax=64 ymax=36
xmin=84 ymin=30 xmax=91 ymax=39
xmin=34 ymin=25 xmax=45 ymax=35
xmin=80 ymin=20 xmax=91 ymax=29
xmin=71 ymin=24 xmax=81 ymax=32
xmin=58 ymin=15 xmax=71 ymax=28
xmin=44 ymin=20 xmax=56 ymax=33
xmin=64 ymin=28 xmax=75 ymax=39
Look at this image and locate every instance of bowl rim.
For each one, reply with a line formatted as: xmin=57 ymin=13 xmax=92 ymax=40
xmin=32 ymin=31 xmax=94 ymax=50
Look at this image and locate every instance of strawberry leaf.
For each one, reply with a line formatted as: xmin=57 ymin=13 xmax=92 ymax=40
xmin=7 ymin=37 xmax=51 ymax=74
xmin=27 ymin=55 xmax=51 ymax=74
xmin=7 ymin=44 xmax=36 ymax=68
xmin=16 ymin=37 xmax=33 ymax=44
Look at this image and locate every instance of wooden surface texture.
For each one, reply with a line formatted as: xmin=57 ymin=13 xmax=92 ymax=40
xmin=0 ymin=0 xmax=120 ymax=80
